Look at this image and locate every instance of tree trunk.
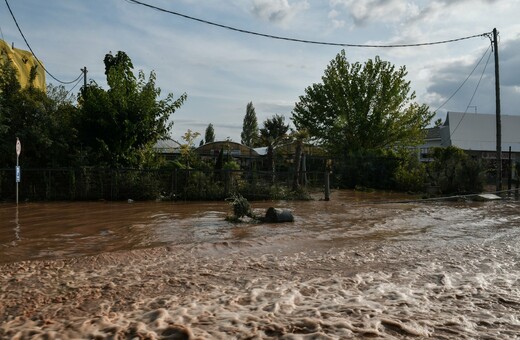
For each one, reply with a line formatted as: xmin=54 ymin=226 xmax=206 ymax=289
xmin=292 ymin=142 xmax=303 ymax=191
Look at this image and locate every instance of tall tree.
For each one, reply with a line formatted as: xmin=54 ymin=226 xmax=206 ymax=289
xmin=292 ymin=50 xmax=433 ymax=156
xmin=77 ymin=51 xmax=186 ymax=167
xmin=259 ymin=114 xmax=289 ymax=183
xmin=241 ymin=101 xmax=259 ymax=147
xmin=204 ymin=123 xmax=215 ymax=144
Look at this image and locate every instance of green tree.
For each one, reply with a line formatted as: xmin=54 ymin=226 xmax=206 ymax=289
xmin=178 ymin=129 xmax=200 ymax=168
xmin=204 ymin=123 xmax=215 ymax=144
xmin=292 ymin=50 xmax=433 ymax=156
xmin=0 ymin=59 xmax=20 ymax=164
xmin=0 ymin=60 xmax=77 ymax=167
xmin=77 ymin=51 xmax=186 ymax=167
xmin=241 ymin=101 xmax=259 ymax=147
xmin=259 ymin=114 xmax=289 ymax=183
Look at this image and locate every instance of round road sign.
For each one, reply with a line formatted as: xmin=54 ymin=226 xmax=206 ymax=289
xmin=16 ymin=138 xmax=21 ymax=156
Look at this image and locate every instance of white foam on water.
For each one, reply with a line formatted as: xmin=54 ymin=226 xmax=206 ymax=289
xmin=2 ymin=200 xmax=520 ymax=338
xmin=2 ymin=235 xmax=520 ymax=339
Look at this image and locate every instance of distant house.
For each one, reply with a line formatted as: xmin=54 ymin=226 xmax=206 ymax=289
xmin=441 ymin=111 xmax=520 ymax=159
xmin=254 ymin=141 xmax=328 ymax=172
xmin=419 ymin=126 xmax=442 ymax=162
xmin=419 ymin=111 xmax=520 ymax=162
xmin=153 ymin=139 xmax=181 ymax=161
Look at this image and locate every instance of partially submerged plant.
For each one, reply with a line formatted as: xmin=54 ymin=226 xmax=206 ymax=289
xmin=226 ymin=193 xmax=256 ymax=222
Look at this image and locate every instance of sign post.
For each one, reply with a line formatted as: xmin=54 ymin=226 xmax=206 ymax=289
xmin=16 ymin=137 xmax=21 ymax=205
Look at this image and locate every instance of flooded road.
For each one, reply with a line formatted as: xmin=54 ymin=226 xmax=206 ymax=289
xmin=1 ymin=191 xmax=520 ymax=339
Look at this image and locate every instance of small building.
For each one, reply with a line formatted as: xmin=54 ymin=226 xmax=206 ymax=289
xmin=195 ymin=141 xmax=259 ymax=168
xmin=153 ymin=139 xmax=181 ymax=161
xmin=419 ymin=126 xmax=442 ymax=162
xmin=419 ymin=111 xmax=520 ymax=162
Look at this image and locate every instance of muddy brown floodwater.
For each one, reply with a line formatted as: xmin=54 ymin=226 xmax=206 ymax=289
xmin=1 ymin=190 xmax=520 ymax=339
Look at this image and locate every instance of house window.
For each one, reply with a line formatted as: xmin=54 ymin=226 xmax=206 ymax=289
xmin=420 ymin=148 xmax=431 ymax=159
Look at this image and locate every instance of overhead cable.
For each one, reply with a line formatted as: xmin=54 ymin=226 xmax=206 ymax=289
xmin=449 ymin=47 xmax=493 ymax=138
xmin=4 ymin=0 xmax=83 ymax=85
xmin=124 ymin=0 xmax=490 ymax=48
xmin=65 ymin=75 xmax=84 ymax=98
xmin=433 ymin=44 xmax=491 ymax=113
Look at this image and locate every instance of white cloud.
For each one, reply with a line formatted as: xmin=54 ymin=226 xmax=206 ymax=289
xmin=251 ymin=0 xmax=309 ymax=25
xmin=328 ymin=9 xmax=345 ymax=29
xmin=330 ymin=0 xmax=417 ymax=26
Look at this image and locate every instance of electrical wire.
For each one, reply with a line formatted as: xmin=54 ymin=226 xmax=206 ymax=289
xmin=433 ymin=45 xmax=491 ymax=114
xmin=4 ymin=0 xmax=83 ymax=85
xmin=65 ymin=75 xmax=84 ymax=98
xmin=449 ymin=47 xmax=493 ymax=138
xmin=124 ymin=0 xmax=491 ymax=48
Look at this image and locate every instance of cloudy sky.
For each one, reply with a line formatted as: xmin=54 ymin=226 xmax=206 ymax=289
xmin=1 ymin=0 xmax=519 ymax=143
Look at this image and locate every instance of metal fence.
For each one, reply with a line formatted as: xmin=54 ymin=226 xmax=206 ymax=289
xmin=0 ymin=167 xmax=327 ymax=202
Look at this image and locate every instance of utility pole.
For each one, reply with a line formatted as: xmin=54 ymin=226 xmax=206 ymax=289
xmin=81 ymin=66 xmax=88 ymax=89
xmin=493 ymin=28 xmax=502 ymax=192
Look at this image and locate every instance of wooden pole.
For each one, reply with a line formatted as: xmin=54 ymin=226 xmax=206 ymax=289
xmin=82 ymin=67 xmax=88 ymax=89
xmin=324 ymin=171 xmax=330 ymax=201
xmin=493 ymin=28 xmax=502 ymax=192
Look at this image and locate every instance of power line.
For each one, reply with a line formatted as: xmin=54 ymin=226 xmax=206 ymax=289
xmin=124 ymin=0 xmax=490 ymax=48
xmin=433 ymin=44 xmax=491 ymax=114
xmin=65 ymin=75 xmax=84 ymax=98
xmin=4 ymin=0 xmax=83 ymax=85
xmin=450 ymin=47 xmax=493 ymax=138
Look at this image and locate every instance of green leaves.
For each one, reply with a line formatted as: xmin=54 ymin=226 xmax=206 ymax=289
xmin=292 ymin=50 xmax=433 ymax=156
xmin=241 ymin=101 xmax=259 ymax=147
xmin=205 ymin=123 xmax=215 ymax=144
xmin=78 ymin=51 xmax=187 ymax=168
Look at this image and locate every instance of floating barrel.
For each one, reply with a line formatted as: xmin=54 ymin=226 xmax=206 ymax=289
xmin=264 ymin=207 xmax=294 ymax=223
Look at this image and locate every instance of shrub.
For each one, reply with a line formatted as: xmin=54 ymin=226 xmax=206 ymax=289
xmin=427 ymin=146 xmax=484 ymax=194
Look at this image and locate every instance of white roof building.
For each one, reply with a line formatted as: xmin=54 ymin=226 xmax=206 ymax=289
xmin=440 ymin=111 xmax=520 ymax=152
xmin=419 ymin=111 xmax=520 ymax=162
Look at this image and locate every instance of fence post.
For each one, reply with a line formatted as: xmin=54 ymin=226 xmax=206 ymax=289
xmin=324 ymin=171 xmax=330 ymax=201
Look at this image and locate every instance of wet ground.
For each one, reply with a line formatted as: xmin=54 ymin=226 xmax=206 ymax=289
xmin=1 ymin=191 xmax=520 ymax=339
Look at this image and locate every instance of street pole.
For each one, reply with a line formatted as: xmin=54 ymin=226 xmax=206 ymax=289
xmin=15 ymin=137 xmax=21 ymax=205
xmin=82 ymin=66 xmax=88 ymax=89
xmin=493 ymin=28 xmax=502 ymax=192
xmin=16 ymin=152 xmax=18 ymax=205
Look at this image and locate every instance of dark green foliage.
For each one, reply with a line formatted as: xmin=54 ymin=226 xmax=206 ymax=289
xmin=333 ymin=150 xmax=400 ymax=190
xmin=204 ymin=123 xmax=215 ymax=144
xmin=393 ymin=150 xmax=427 ymax=192
xmin=0 ymin=60 xmax=78 ymax=167
xmin=77 ymin=51 xmax=186 ymax=168
xmin=226 ymin=193 xmax=253 ymax=220
xmin=292 ymin=50 xmax=433 ymax=156
xmin=0 ymin=51 xmax=186 ymax=170
xmin=259 ymin=115 xmax=289 ymax=182
xmin=427 ymin=146 xmax=484 ymax=194
xmin=241 ymin=101 xmax=259 ymax=147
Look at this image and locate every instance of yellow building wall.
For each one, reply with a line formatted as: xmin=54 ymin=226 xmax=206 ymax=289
xmin=0 ymin=39 xmax=46 ymax=91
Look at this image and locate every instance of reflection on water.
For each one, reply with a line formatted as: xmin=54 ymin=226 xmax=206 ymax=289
xmin=1 ymin=191 xmax=519 ymax=263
